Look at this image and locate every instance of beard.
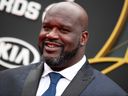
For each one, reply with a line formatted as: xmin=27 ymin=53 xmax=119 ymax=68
xmin=42 ymin=43 xmax=80 ymax=68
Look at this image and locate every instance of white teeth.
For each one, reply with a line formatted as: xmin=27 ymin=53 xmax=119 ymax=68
xmin=48 ymin=44 xmax=55 ymax=48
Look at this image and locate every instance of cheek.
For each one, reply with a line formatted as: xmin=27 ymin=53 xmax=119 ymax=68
xmin=38 ymin=32 xmax=47 ymax=48
xmin=60 ymin=35 xmax=80 ymax=51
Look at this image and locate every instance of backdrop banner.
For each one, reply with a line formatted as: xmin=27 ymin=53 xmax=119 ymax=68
xmin=0 ymin=0 xmax=128 ymax=92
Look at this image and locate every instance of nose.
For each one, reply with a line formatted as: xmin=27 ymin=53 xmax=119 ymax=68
xmin=46 ymin=28 xmax=59 ymax=39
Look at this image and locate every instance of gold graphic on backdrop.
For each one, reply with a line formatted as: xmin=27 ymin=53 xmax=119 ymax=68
xmin=89 ymin=0 xmax=128 ymax=74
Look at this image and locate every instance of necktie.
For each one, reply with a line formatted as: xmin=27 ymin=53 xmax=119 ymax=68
xmin=42 ymin=72 xmax=62 ymax=96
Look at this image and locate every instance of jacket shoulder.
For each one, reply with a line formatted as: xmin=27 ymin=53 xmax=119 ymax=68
xmin=0 ymin=63 xmax=40 ymax=76
xmin=0 ymin=62 xmax=41 ymax=96
xmin=81 ymin=67 xmax=127 ymax=96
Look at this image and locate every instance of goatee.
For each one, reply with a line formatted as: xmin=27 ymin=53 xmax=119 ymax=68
xmin=43 ymin=45 xmax=80 ymax=68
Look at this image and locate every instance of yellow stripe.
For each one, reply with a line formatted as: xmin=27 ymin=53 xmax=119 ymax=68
xmin=95 ymin=0 xmax=128 ymax=58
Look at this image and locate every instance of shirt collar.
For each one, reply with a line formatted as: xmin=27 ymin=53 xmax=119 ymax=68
xmin=42 ymin=55 xmax=86 ymax=81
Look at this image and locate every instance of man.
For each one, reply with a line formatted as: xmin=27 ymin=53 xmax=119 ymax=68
xmin=0 ymin=2 xmax=127 ymax=96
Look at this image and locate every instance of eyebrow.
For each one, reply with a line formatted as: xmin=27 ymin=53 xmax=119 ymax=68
xmin=42 ymin=21 xmax=72 ymax=29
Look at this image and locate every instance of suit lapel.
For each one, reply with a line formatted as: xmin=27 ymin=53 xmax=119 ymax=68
xmin=21 ymin=63 xmax=44 ymax=96
xmin=61 ymin=61 xmax=94 ymax=96
xmin=21 ymin=61 xmax=94 ymax=96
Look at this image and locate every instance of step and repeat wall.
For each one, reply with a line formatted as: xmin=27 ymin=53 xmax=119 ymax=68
xmin=0 ymin=0 xmax=128 ymax=92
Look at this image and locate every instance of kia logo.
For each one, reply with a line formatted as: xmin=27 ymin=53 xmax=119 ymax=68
xmin=0 ymin=37 xmax=40 ymax=68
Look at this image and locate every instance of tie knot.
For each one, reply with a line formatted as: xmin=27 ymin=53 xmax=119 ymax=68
xmin=49 ymin=72 xmax=62 ymax=84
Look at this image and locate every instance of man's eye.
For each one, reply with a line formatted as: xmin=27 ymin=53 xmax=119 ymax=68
xmin=60 ymin=28 xmax=70 ymax=33
xmin=43 ymin=26 xmax=51 ymax=31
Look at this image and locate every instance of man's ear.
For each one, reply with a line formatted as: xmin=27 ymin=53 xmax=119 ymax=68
xmin=80 ymin=31 xmax=89 ymax=46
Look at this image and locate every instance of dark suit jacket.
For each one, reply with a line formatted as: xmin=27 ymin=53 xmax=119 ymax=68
xmin=0 ymin=61 xmax=127 ymax=96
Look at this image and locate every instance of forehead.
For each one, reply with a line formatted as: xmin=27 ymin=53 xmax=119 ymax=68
xmin=48 ymin=3 xmax=79 ymax=15
xmin=43 ymin=5 xmax=80 ymax=27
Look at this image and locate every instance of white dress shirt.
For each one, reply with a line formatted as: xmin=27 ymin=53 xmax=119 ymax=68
xmin=36 ymin=55 xmax=86 ymax=96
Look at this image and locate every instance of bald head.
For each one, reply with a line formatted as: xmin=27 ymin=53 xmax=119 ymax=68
xmin=43 ymin=2 xmax=88 ymax=31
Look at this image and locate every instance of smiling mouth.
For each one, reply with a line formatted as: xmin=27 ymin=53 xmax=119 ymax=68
xmin=44 ymin=41 xmax=63 ymax=52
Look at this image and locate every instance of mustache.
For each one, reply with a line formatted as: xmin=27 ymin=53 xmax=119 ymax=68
xmin=44 ymin=39 xmax=64 ymax=46
xmin=39 ymin=39 xmax=64 ymax=54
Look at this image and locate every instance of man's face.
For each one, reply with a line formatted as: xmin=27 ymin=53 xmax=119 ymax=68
xmin=38 ymin=9 xmax=87 ymax=69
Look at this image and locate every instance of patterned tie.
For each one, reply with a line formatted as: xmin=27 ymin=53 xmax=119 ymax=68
xmin=42 ymin=72 xmax=62 ymax=96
